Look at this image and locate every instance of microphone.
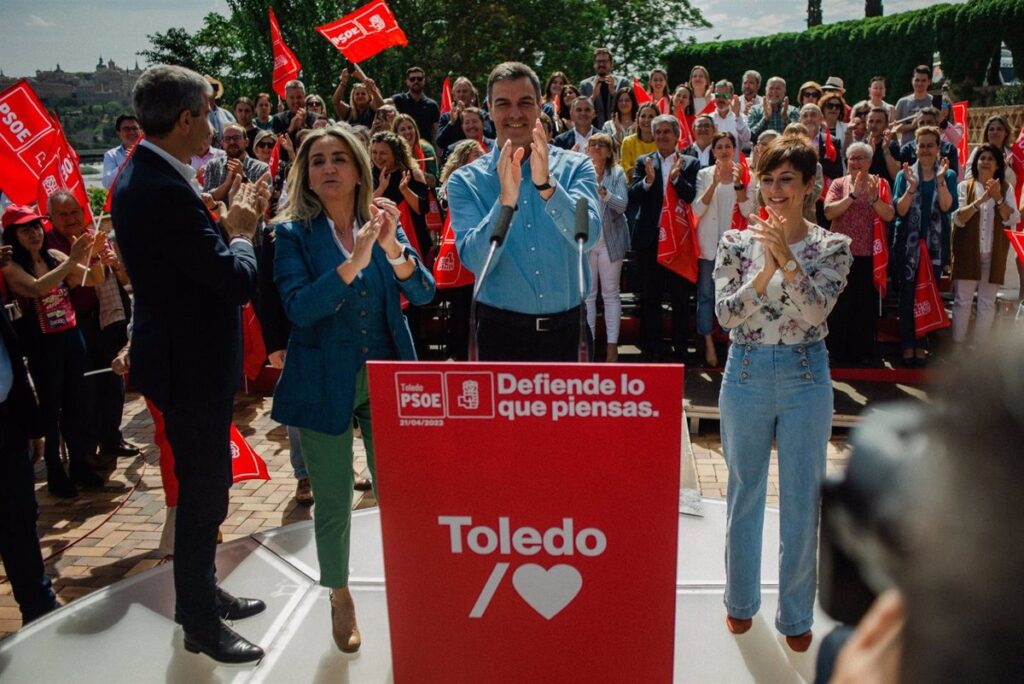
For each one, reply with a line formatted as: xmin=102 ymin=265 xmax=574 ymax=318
xmin=574 ymin=197 xmax=590 ymax=362
xmin=490 ymin=205 xmax=515 ymax=246
xmin=468 ymin=203 xmax=515 ymax=360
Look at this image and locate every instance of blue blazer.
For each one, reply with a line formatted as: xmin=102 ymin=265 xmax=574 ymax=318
xmin=112 ymin=144 xmax=256 ymax=408
xmin=271 ymin=213 xmax=435 ymax=435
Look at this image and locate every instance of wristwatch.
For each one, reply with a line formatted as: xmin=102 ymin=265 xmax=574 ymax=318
xmin=733 ymin=183 xmax=745 ymax=191
xmin=784 ymin=259 xmax=798 ymax=273
xmin=533 ymin=176 xmax=554 ymax=192
xmin=848 ymin=191 xmax=857 ymax=200
xmin=387 ymin=249 xmax=409 ymax=266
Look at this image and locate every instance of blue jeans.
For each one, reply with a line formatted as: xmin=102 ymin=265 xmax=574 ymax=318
xmin=719 ymin=340 xmax=833 ymax=636
xmin=696 ymin=258 xmax=716 ymax=336
xmin=286 ymin=424 xmax=308 ymax=480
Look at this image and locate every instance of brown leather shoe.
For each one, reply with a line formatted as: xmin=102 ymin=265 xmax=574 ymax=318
xmin=329 ymin=589 xmax=361 ymax=653
xmin=726 ymin=615 xmax=753 ymax=634
xmin=295 ymin=478 xmax=314 ymax=506
xmin=785 ymin=630 xmax=813 ymax=652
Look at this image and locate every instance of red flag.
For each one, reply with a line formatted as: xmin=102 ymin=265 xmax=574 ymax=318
xmin=823 ymin=127 xmax=837 ymax=162
xmin=1009 ymin=128 xmax=1024 ymax=205
xmin=676 ymin=103 xmax=693 ymax=150
xmin=433 ymin=212 xmax=474 ymax=289
xmin=230 ymin=424 xmax=270 ymax=483
xmin=633 ymin=78 xmax=652 ymax=105
xmin=242 ymin=302 xmax=267 ymax=382
xmin=425 ymin=191 xmax=444 ymax=232
xmin=316 ymin=0 xmax=408 ymax=64
xmin=657 ymin=180 xmax=699 ymax=283
xmin=440 ymin=76 xmax=452 ymax=115
xmin=269 ymin=8 xmax=302 ymax=99
xmin=730 ymin=155 xmax=751 ymax=231
xmin=699 ymin=99 xmax=716 ymax=116
xmin=268 ymin=135 xmax=282 ymax=178
xmin=398 ymin=199 xmax=422 ymax=257
xmin=36 ymin=115 xmax=93 ymax=225
xmin=872 ymin=179 xmax=891 ymax=297
xmin=913 ymin=240 xmax=950 ymax=337
xmin=0 ymin=80 xmax=57 ymax=203
xmin=657 ymin=97 xmax=670 ymax=115
xmin=1006 ymin=229 xmax=1024 ymax=264
xmin=103 ymin=135 xmax=142 ymax=213
xmin=952 ymin=101 xmax=968 ymax=174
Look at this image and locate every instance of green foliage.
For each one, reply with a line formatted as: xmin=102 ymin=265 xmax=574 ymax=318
xmin=994 ymin=84 xmax=1024 ymax=105
xmin=141 ymin=0 xmax=707 ymax=104
xmin=665 ymin=0 xmax=1024 ymax=104
xmin=87 ymin=187 xmax=107 ymax=216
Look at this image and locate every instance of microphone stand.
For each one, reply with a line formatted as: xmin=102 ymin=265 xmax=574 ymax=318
xmin=574 ymin=198 xmax=590 ymax=362
xmin=468 ymin=205 xmax=514 ymax=362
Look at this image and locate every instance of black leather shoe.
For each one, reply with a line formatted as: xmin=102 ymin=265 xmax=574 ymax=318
xmin=217 ymin=587 xmax=266 ymax=621
xmin=183 ymin=621 xmax=264 ymax=664
xmin=69 ymin=468 xmax=106 ymax=488
xmin=100 ymin=440 xmax=141 ymax=457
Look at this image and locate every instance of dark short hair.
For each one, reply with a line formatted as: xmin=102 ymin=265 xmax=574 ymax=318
xmin=486 ymin=61 xmax=541 ymax=104
xmin=406 ymin=66 xmax=425 ymax=77
xmin=870 ymin=76 xmax=886 ymax=85
xmin=756 ymin=134 xmax=819 ymax=184
xmin=917 ymin=106 xmax=940 ymax=120
xmin=867 ymin=106 xmax=889 ymax=122
xmin=132 ymin=65 xmax=211 ymax=137
xmin=970 ymin=143 xmax=1006 ymax=181
xmin=114 ymin=114 xmax=139 ymax=133
xmin=913 ymin=65 xmax=932 ymax=79
xmin=711 ymin=131 xmax=737 ymax=148
xmin=234 ymin=96 xmax=254 ymax=110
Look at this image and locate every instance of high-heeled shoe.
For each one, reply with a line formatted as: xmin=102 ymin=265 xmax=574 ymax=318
xmin=329 ymin=589 xmax=361 ymax=653
xmin=785 ymin=630 xmax=813 ymax=652
xmin=725 ymin=615 xmax=752 ymax=634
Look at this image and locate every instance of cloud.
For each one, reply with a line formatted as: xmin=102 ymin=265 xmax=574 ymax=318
xmin=26 ymin=14 xmax=55 ymax=28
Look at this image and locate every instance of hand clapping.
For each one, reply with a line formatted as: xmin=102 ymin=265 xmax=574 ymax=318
xmin=749 ymin=206 xmax=796 ymax=276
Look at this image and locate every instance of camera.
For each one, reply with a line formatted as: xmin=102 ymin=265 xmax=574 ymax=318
xmin=818 ymin=403 xmax=926 ymax=625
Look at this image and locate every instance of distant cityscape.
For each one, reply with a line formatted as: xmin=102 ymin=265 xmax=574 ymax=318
xmin=0 ymin=58 xmax=142 ymax=149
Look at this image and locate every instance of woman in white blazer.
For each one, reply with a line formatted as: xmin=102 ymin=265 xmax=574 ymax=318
xmin=692 ymin=131 xmax=754 ymax=366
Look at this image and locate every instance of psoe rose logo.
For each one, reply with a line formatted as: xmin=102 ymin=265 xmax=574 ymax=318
xmin=438 ymin=515 xmax=606 ymax=620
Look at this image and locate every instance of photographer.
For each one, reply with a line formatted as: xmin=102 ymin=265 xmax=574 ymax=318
xmin=819 ymin=333 xmax=1024 ymax=682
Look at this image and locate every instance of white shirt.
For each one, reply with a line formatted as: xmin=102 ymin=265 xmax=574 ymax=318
xmin=954 ymin=181 xmax=1021 ymax=255
xmin=140 ymin=139 xmax=203 ymax=198
xmin=710 ymin=109 xmax=750 ymax=159
xmin=573 ymin=127 xmax=594 ymax=151
xmin=326 ymin=216 xmax=363 ymax=279
xmin=692 ymin=165 xmax=755 ymax=259
xmin=693 ymin=144 xmax=713 ymax=168
xmin=102 ymin=145 xmax=129 ymax=190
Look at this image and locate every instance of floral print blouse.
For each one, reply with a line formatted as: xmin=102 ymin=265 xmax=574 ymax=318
xmin=714 ymin=225 xmax=853 ymax=344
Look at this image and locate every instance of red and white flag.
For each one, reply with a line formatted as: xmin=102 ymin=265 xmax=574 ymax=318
xmin=657 ymin=97 xmax=670 ymax=115
xmin=269 ymin=8 xmax=302 ymax=99
xmin=0 ymin=81 xmax=91 ymax=223
xmin=103 ymin=134 xmax=142 ymax=213
xmin=730 ymin=155 xmax=751 ymax=231
xmin=242 ymin=302 xmax=267 ymax=382
xmin=230 ymin=424 xmax=271 ymax=483
xmin=699 ymin=99 xmax=716 ymax=116
xmin=316 ymin=0 xmax=408 ymax=64
xmin=440 ymin=76 xmax=452 ymax=115
xmin=633 ymin=77 xmax=652 ymax=105
xmin=872 ymin=178 xmax=891 ymax=298
xmin=657 ymin=179 xmax=699 ymax=283
xmin=268 ymin=135 xmax=282 ymax=178
xmin=676 ymin=103 xmax=693 ymax=150
xmin=1006 ymin=229 xmax=1024 ymax=264
xmin=952 ymin=101 xmax=968 ymax=173
xmin=433 ymin=212 xmax=474 ymax=289
xmin=913 ymin=240 xmax=950 ymax=337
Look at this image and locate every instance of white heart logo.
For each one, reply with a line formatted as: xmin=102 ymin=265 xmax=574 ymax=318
xmin=512 ymin=564 xmax=582 ymax=620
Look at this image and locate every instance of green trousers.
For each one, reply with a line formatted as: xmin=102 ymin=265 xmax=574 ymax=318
xmin=298 ymin=367 xmax=376 ymax=588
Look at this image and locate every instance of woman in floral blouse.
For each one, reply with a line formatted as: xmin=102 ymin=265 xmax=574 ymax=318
xmin=714 ymin=134 xmax=852 ymax=653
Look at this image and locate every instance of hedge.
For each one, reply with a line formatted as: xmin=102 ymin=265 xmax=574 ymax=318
xmin=664 ymin=0 xmax=1023 ymax=102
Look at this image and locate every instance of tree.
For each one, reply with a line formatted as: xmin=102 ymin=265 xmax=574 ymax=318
xmin=141 ymin=0 xmax=708 ymax=104
xmin=807 ymin=0 xmax=822 ymax=28
xmin=865 ymin=0 xmax=883 ymax=17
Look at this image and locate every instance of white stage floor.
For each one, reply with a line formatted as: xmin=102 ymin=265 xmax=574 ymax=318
xmin=0 ymin=499 xmax=835 ymax=683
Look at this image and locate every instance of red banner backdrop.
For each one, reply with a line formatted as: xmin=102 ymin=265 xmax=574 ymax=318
xmin=368 ymin=362 xmax=682 ymax=683
xmin=269 ymin=8 xmax=302 ymax=99
xmin=316 ymin=0 xmax=408 ymax=63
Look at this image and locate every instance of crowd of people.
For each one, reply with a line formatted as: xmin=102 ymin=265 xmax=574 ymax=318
xmin=1 ymin=44 xmax=1022 ymax=671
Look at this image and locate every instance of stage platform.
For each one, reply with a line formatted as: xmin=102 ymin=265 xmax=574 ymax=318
xmin=0 ymin=500 xmax=835 ymax=683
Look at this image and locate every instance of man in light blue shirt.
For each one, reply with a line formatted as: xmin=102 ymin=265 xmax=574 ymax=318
xmin=101 ymin=115 xmax=141 ymax=189
xmin=447 ymin=61 xmax=601 ymax=361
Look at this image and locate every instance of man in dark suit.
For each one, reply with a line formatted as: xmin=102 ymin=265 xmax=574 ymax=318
xmin=113 ymin=64 xmax=269 ymax=664
xmin=552 ymin=96 xmax=600 ymax=151
xmin=627 ymin=114 xmax=700 ymax=361
xmin=0 ymin=246 xmax=60 ymax=627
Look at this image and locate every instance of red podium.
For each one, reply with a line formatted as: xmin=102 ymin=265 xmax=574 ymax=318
xmin=368 ymin=362 xmax=684 ymax=683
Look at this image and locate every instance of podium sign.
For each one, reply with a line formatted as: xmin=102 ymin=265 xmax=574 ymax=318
xmin=368 ymin=362 xmax=683 ymax=683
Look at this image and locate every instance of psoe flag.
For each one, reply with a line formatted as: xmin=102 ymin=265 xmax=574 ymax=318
xmin=269 ymin=8 xmax=301 ymax=99
xmin=316 ymin=0 xmax=408 ymax=64
xmin=0 ymin=80 xmax=59 ymax=203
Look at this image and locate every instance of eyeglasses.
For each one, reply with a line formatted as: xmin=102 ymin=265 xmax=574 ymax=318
xmin=120 ymin=125 xmax=140 ymax=132
xmin=222 ymin=134 xmax=244 ymax=142
xmin=824 ymin=102 xmax=842 ymax=110
xmin=407 ymin=75 xmax=424 ymax=82
xmin=306 ymin=101 xmax=324 ymax=108
xmin=847 ymin=155 xmax=870 ymax=162
xmin=801 ymin=91 xmax=821 ymax=99
xmin=256 ymin=141 xmax=275 ymax=149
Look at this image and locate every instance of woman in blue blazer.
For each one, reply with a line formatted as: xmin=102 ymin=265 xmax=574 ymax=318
xmin=271 ymin=126 xmax=435 ymax=653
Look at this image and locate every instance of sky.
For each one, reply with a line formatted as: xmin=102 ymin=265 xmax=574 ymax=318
xmin=0 ymin=0 xmax=967 ymax=78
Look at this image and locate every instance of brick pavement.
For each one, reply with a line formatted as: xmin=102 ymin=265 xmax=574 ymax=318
xmin=0 ymin=391 xmax=849 ymax=641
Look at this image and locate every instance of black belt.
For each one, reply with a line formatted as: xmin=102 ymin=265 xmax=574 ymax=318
xmin=478 ymin=303 xmax=580 ymax=333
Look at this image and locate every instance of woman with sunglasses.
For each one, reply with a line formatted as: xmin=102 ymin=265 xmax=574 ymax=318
xmin=818 ymin=91 xmax=849 ymax=146
xmin=797 ymin=82 xmax=822 ymax=107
